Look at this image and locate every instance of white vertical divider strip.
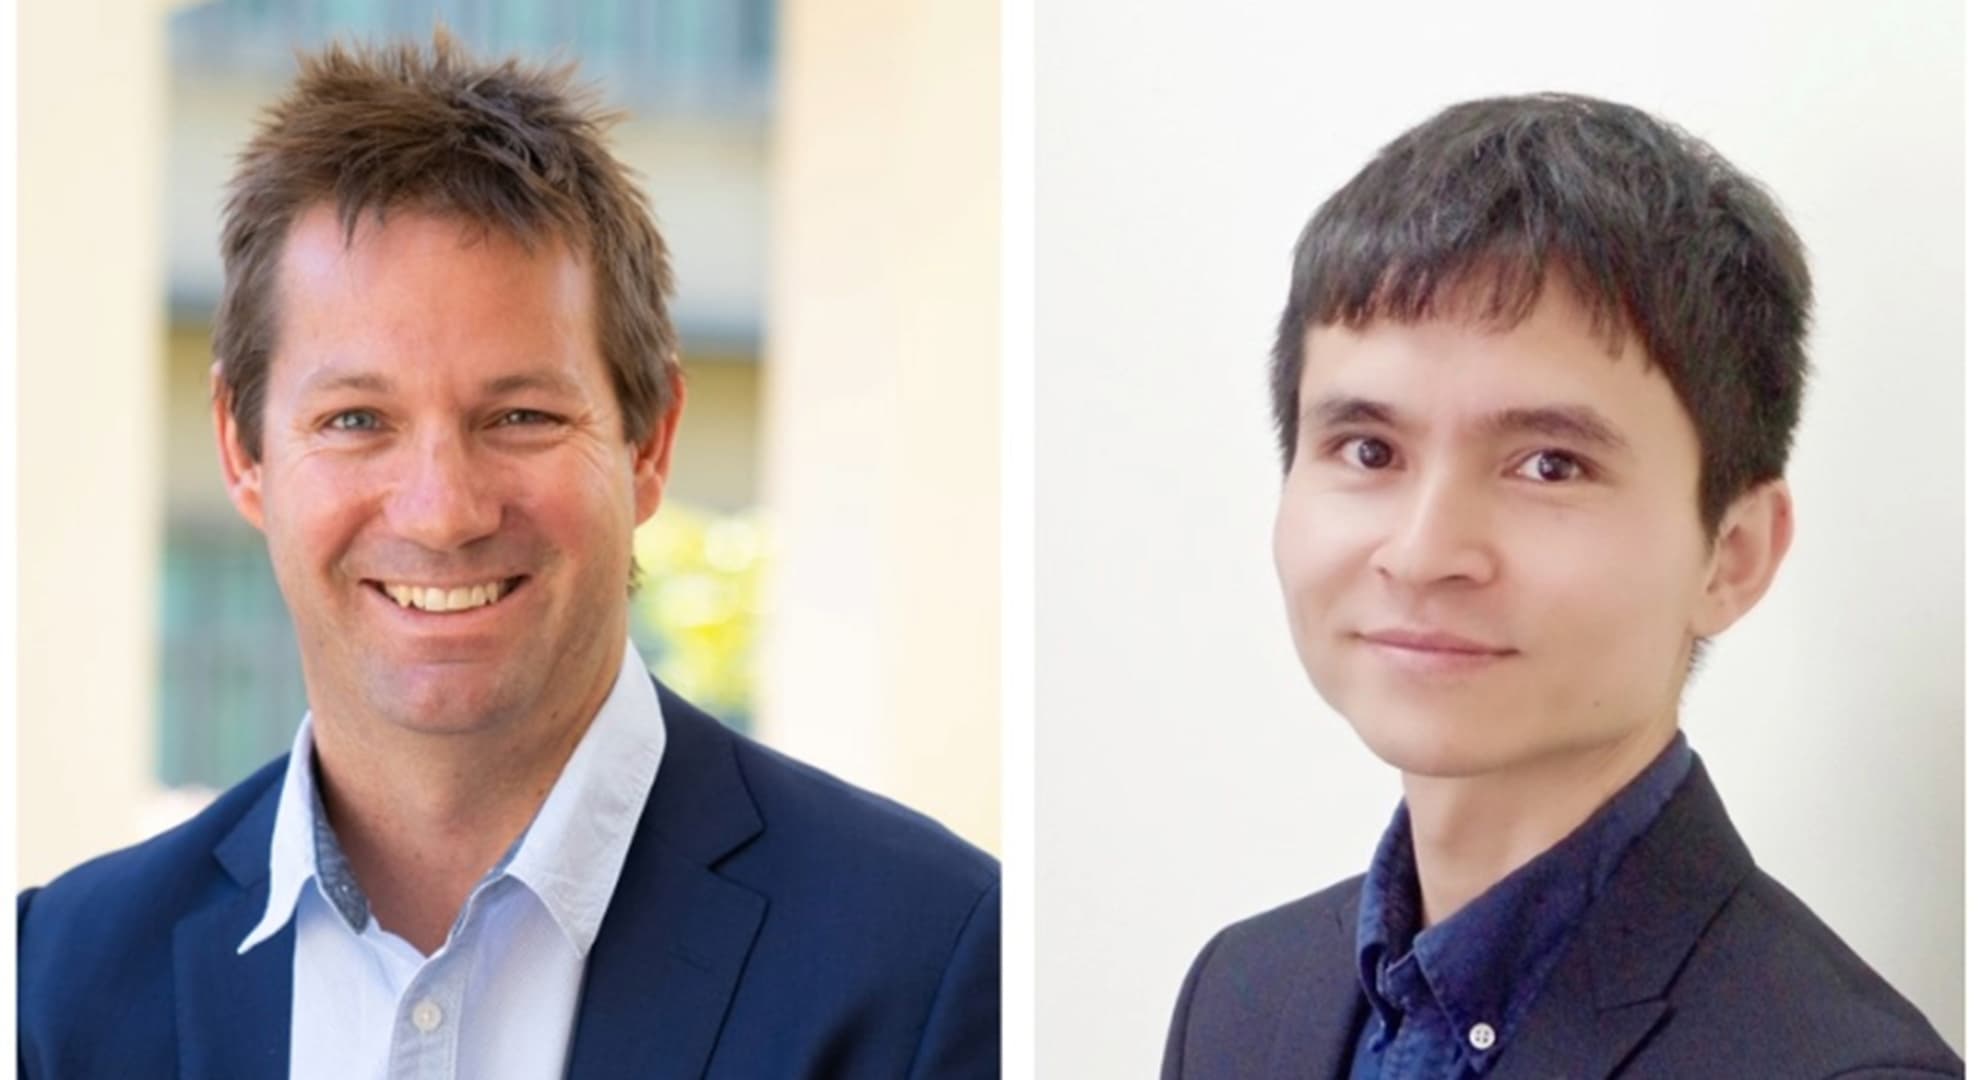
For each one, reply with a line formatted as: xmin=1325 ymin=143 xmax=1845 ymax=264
xmin=1962 ymin=0 xmax=1977 ymax=1055
xmin=1000 ymin=0 xmax=1037 ymax=1071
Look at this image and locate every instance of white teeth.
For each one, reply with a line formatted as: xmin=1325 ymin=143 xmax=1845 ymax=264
xmin=379 ymin=580 xmax=510 ymax=612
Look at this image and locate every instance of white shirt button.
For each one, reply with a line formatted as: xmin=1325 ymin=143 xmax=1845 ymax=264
xmin=410 ymin=999 xmax=444 ymax=1034
xmin=1468 ymin=1022 xmax=1497 ymax=1051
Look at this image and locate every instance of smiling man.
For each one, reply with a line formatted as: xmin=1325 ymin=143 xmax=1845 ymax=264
xmin=18 ymin=34 xmax=998 ymax=1079
xmin=1160 ymin=95 xmax=1957 ymax=1078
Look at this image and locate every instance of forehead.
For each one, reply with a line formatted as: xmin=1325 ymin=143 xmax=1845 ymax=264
xmin=271 ymin=204 xmax=598 ymax=382
xmin=1298 ymin=280 xmax=1689 ymax=443
xmin=281 ymin=202 xmax=588 ymax=290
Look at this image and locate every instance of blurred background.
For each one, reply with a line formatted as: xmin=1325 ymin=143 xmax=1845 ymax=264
xmin=1036 ymin=0 xmax=1962 ymax=1073
xmin=21 ymin=0 xmax=998 ymax=885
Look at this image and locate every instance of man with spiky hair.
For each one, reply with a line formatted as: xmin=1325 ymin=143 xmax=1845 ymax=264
xmin=1160 ymin=95 xmax=1956 ymax=1078
xmin=19 ymin=33 xmax=998 ymax=1079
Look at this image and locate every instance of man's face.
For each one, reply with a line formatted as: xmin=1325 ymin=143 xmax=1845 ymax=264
xmin=216 ymin=205 xmax=679 ymax=736
xmin=1274 ymin=282 xmax=1729 ymax=780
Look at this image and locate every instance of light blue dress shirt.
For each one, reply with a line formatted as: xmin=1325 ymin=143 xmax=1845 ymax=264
xmin=237 ymin=640 xmax=667 ymax=1079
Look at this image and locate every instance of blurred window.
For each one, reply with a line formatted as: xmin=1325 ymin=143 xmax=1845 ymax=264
xmin=170 ymin=0 xmax=775 ymax=117
xmin=156 ymin=516 xmax=303 ymax=787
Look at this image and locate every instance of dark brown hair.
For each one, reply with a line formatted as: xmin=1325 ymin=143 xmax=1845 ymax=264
xmin=213 ymin=29 xmax=677 ymax=459
xmin=1272 ymin=93 xmax=1810 ymax=530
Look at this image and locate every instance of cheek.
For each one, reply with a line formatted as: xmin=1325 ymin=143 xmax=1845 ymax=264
xmin=1272 ymin=490 xmax=1318 ymax=607
xmin=524 ymin=458 xmax=638 ymax=559
xmin=1273 ymin=486 xmax=1367 ymax=617
xmin=1517 ymin=510 xmax=1699 ymax=673
xmin=1270 ymin=494 xmax=1301 ymax=592
xmin=262 ymin=460 xmax=372 ymax=567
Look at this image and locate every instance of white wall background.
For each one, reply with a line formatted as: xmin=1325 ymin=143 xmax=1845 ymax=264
xmin=1036 ymin=1 xmax=1963 ymax=1074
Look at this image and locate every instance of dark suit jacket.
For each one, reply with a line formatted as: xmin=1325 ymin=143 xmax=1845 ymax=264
xmin=1162 ymin=760 xmax=1959 ymax=1079
xmin=19 ymin=682 xmax=1000 ymax=1079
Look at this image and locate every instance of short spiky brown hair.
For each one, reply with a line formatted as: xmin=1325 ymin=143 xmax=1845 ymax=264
xmin=213 ymin=29 xmax=678 ymax=460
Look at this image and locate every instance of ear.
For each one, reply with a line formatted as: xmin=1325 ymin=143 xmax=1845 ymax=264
xmin=211 ymin=363 xmax=267 ymax=532
xmin=631 ymin=366 xmax=687 ymax=525
xmin=1690 ymin=479 xmax=1794 ymax=638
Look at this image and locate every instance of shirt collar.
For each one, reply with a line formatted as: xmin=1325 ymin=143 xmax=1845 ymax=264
xmin=239 ymin=639 xmax=667 ymax=958
xmin=237 ymin=709 xmax=331 ymax=954
xmin=501 ymin=639 xmax=667 ymax=955
xmin=1354 ymin=731 xmax=1695 ymax=1064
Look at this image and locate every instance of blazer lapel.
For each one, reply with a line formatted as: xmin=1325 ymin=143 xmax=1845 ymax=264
xmin=1266 ymin=885 xmax=1369 ymax=1080
xmin=1489 ymin=945 xmax=1669 ymax=1080
xmin=1494 ymin=759 xmax=1754 ymax=1080
xmin=175 ymin=778 xmax=294 ymax=1079
xmin=564 ymin=684 xmax=768 ymax=1079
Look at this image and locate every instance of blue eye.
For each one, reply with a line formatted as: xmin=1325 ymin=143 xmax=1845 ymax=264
xmin=327 ymin=410 xmax=379 ymax=432
xmin=1515 ymin=449 xmax=1586 ymax=483
xmin=496 ymin=409 xmax=557 ymax=426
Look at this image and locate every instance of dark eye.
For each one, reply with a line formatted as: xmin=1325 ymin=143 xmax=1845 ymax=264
xmin=1516 ymin=449 xmax=1585 ymax=483
xmin=327 ymin=410 xmax=379 ymax=432
xmin=1339 ymin=436 xmax=1396 ymax=470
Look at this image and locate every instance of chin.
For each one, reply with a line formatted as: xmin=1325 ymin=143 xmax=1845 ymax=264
xmin=1362 ymin=738 xmax=1517 ymax=779
xmin=362 ymin=667 xmax=529 ymax=736
xmin=1332 ymin=692 xmax=1536 ymax=780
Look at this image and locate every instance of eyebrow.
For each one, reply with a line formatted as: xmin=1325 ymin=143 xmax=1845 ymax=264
xmin=295 ymin=368 xmax=586 ymax=399
xmin=481 ymin=371 xmax=586 ymax=398
xmin=1301 ymin=394 xmax=1630 ymax=452
xmin=1483 ymin=405 xmax=1629 ymax=452
xmin=1301 ymin=395 xmax=1396 ymax=432
xmin=297 ymin=369 xmax=393 ymax=397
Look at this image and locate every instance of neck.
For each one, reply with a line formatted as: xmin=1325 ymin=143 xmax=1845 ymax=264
xmin=308 ymin=649 xmax=622 ymax=954
xmin=1402 ymin=720 xmax=1676 ymax=928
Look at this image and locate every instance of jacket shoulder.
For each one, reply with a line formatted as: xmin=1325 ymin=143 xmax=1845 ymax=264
xmin=650 ymin=695 xmax=1000 ymax=1076
xmin=1164 ymin=877 xmax=1363 ymax=1079
xmin=21 ymin=756 xmax=286 ymax=937
xmin=1656 ymin=867 xmax=1962 ymax=1075
xmin=718 ymin=718 xmax=998 ymax=897
xmin=1197 ymin=876 xmax=1362 ymax=972
xmin=19 ymin=757 xmax=287 ymax=1072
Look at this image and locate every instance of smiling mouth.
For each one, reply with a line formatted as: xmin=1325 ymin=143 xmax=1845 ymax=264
xmin=365 ymin=576 xmax=529 ymax=614
xmin=1353 ymin=630 xmax=1519 ymax=669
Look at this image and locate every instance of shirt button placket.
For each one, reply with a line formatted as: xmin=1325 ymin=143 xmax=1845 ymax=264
xmin=393 ymin=964 xmax=463 ymax=1079
xmin=410 ymin=998 xmax=444 ymax=1034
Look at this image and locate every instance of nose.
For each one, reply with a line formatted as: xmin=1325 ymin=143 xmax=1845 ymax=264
xmin=1369 ymin=468 xmax=1496 ymax=587
xmin=383 ymin=429 xmax=503 ymax=552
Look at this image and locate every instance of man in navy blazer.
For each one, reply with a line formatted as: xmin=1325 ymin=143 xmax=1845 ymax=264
xmin=20 ymin=31 xmax=997 ymax=1079
xmin=1162 ymin=94 xmax=1957 ymax=1078
xmin=20 ymin=685 xmax=998 ymax=1078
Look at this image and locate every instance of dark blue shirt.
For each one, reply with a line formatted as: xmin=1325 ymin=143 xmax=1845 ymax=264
xmin=1348 ymin=734 xmax=1695 ymax=1079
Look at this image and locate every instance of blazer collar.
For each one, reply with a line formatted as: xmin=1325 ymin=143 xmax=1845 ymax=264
xmin=562 ymin=680 xmax=769 ymax=1079
xmin=178 ymin=770 xmax=295 ymax=1079
xmin=1488 ymin=756 xmax=1754 ymax=1079
xmin=180 ymin=679 xmax=771 ymax=1080
xmin=1260 ymin=756 xmax=1753 ymax=1080
xmin=1265 ymin=884 xmax=1371 ymax=1079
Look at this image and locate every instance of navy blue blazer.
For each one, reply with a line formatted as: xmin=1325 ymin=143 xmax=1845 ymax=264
xmin=1162 ymin=760 xmax=1959 ymax=1079
xmin=19 ymin=682 xmax=1000 ymax=1078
